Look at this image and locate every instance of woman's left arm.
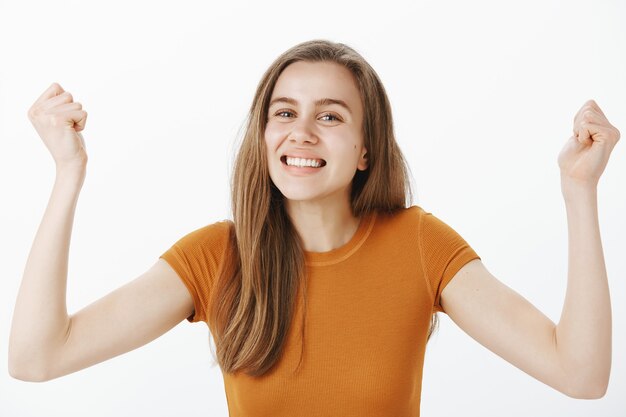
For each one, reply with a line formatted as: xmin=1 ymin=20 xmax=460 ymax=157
xmin=440 ymin=100 xmax=620 ymax=399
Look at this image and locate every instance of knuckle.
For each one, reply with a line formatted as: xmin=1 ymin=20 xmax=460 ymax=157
xmin=582 ymin=110 xmax=594 ymax=122
xmin=28 ymin=105 xmax=41 ymax=119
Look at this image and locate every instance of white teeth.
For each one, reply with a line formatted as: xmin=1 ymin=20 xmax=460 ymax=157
xmin=285 ymin=157 xmax=323 ymax=168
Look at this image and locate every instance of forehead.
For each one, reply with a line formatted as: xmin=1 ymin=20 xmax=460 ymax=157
xmin=270 ymin=61 xmax=362 ymax=109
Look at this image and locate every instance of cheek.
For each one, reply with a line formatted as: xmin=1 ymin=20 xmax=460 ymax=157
xmin=340 ymin=133 xmax=364 ymax=159
xmin=264 ymin=127 xmax=283 ymax=179
xmin=264 ymin=124 xmax=283 ymax=152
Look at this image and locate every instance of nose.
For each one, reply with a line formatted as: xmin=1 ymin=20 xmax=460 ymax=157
xmin=288 ymin=117 xmax=318 ymax=145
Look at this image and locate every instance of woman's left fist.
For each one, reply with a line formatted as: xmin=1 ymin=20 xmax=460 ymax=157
xmin=558 ymin=99 xmax=620 ymax=187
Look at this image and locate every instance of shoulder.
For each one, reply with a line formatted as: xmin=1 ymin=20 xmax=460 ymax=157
xmin=375 ymin=205 xmax=427 ymax=228
xmin=168 ymin=219 xmax=234 ymax=252
xmin=182 ymin=219 xmax=233 ymax=240
xmin=375 ymin=205 xmax=470 ymax=238
xmin=366 ymin=205 xmax=429 ymax=246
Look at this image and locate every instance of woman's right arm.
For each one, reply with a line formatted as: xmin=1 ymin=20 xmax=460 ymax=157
xmin=8 ymin=83 xmax=194 ymax=382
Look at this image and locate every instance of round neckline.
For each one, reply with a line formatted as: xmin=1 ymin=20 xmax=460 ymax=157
xmin=304 ymin=211 xmax=377 ymax=267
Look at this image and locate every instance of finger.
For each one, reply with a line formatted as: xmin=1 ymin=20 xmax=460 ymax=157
xmin=574 ymin=107 xmax=605 ymax=137
xmin=573 ymin=102 xmax=587 ymax=127
xmin=573 ymin=99 xmax=604 ymax=130
xmin=575 ymin=121 xmax=609 ymax=146
xmin=586 ymin=99 xmax=607 ymax=119
xmin=43 ymin=102 xmax=82 ymax=114
xmin=33 ymin=82 xmax=65 ymax=106
xmin=575 ymin=119 xmax=593 ymax=145
xmin=40 ymin=91 xmax=74 ymax=111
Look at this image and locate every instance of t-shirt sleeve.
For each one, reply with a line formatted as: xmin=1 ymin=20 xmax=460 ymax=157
xmin=418 ymin=209 xmax=481 ymax=314
xmin=159 ymin=220 xmax=232 ymax=323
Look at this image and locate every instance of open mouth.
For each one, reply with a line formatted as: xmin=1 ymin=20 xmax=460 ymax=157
xmin=281 ymin=155 xmax=327 ymax=168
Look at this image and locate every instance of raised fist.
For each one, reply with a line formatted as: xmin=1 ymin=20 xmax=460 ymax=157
xmin=27 ymin=82 xmax=88 ymax=169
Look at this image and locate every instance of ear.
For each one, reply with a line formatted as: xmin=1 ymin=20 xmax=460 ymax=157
xmin=357 ymin=148 xmax=368 ymax=171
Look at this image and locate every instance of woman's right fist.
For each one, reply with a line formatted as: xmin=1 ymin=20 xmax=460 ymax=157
xmin=28 ymin=82 xmax=88 ymax=169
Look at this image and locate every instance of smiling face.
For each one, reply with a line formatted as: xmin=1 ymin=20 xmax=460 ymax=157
xmin=264 ymin=61 xmax=368 ymax=207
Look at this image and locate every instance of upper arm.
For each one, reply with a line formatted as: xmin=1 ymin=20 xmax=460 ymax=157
xmin=439 ymin=259 xmax=573 ymax=396
xmin=46 ymin=258 xmax=194 ymax=381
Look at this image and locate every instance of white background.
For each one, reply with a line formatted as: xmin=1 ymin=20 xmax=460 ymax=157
xmin=1 ymin=0 xmax=625 ymax=416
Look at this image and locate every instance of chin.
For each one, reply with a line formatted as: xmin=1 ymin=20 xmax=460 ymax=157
xmin=275 ymin=186 xmax=323 ymax=203
xmin=272 ymin=182 xmax=351 ymax=207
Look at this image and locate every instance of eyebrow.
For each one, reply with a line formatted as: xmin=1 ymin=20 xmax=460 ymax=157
xmin=268 ymin=96 xmax=353 ymax=115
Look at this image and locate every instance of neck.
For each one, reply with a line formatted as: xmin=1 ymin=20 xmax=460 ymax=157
xmin=285 ymin=197 xmax=360 ymax=253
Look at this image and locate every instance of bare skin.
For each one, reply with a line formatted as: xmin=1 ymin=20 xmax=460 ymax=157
xmin=8 ymin=83 xmax=194 ymax=381
xmin=440 ymin=100 xmax=619 ymax=398
xmin=264 ymin=61 xmax=368 ymax=252
xmin=8 ymin=77 xmax=619 ymax=403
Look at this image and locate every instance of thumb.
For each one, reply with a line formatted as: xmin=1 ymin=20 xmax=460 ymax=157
xmin=575 ymin=123 xmax=593 ymax=146
xmin=68 ymin=109 xmax=88 ymax=132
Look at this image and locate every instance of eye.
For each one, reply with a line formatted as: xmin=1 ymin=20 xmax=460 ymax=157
xmin=275 ymin=110 xmax=295 ymax=118
xmin=320 ymin=113 xmax=341 ymax=122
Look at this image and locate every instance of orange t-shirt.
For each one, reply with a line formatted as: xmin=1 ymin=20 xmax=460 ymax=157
xmin=160 ymin=205 xmax=480 ymax=416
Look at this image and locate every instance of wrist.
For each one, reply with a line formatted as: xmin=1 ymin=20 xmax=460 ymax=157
xmin=56 ymin=159 xmax=86 ymax=176
xmin=561 ymin=178 xmax=597 ymax=205
xmin=55 ymin=162 xmax=86 ymax=188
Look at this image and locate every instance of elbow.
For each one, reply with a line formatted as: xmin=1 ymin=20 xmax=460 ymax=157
xmin=567 ymin=385 xmax=607 ymax=400
xmin=8 ymin=351 xmax=52 ymax=382
xmin=8 ymin=363 xmax=51 ymax=383
xmin=563 ymin=377 xmax=609 ymax=399
xmin=557 ymin=349 xmax=611 ymax=399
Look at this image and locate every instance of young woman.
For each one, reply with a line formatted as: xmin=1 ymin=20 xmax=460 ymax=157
xmin=9 ymin=40 xmax=619 ymax=416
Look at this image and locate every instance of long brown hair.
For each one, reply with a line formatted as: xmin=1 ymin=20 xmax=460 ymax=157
xmin=207 ymin=39 xmax=438 ymax=377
